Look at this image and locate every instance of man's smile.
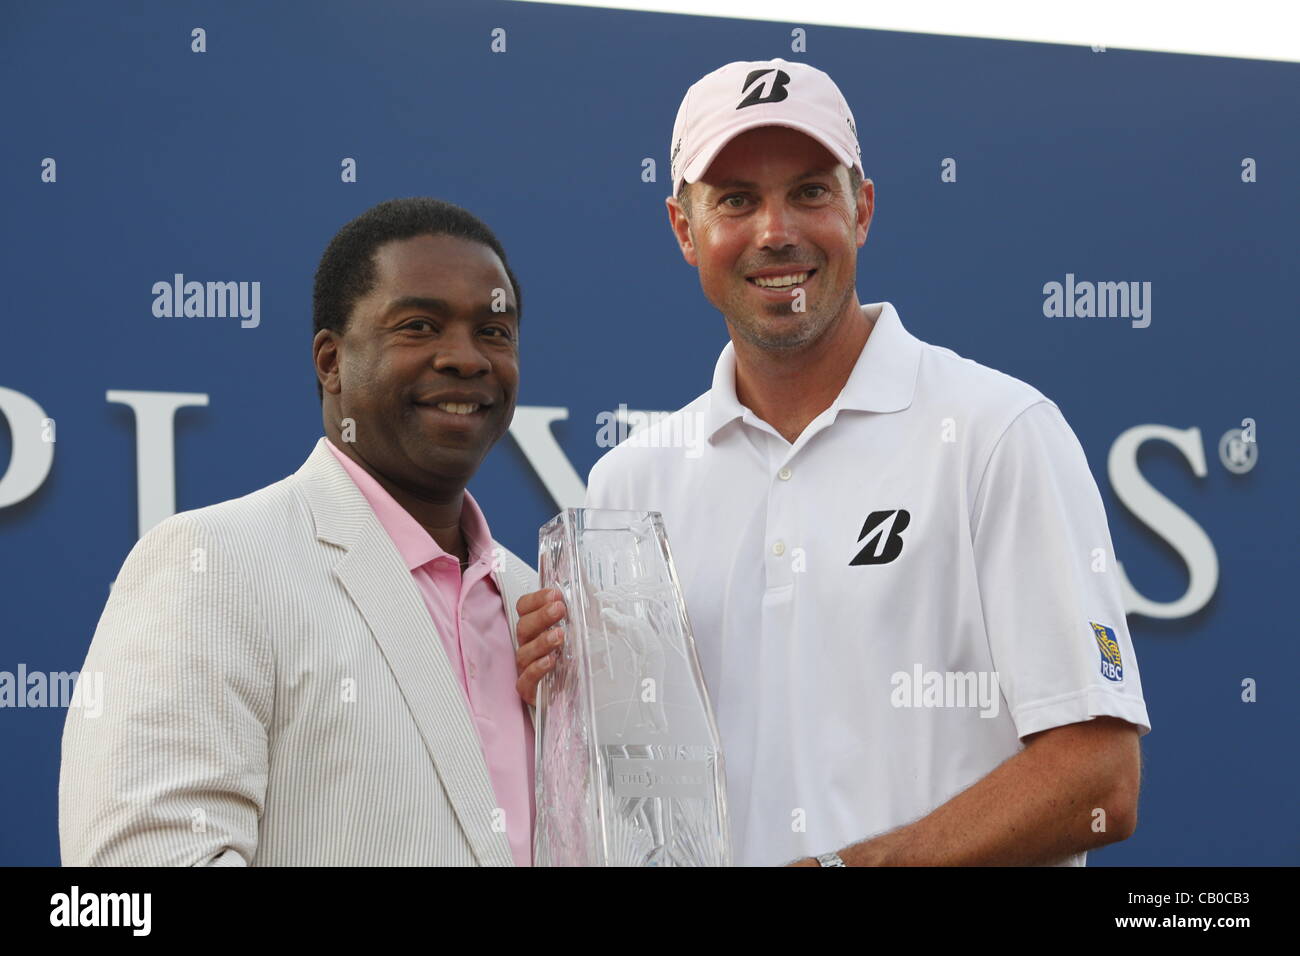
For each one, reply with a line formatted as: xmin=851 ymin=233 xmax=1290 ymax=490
xmin=745 ymin=267 xmax=818 ymax=300
xmin=411 ymin=390 xmax=498 ymax=429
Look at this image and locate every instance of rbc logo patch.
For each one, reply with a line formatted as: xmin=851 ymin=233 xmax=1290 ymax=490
xmin=1091 ymin=622 xmax=1124 ymax=682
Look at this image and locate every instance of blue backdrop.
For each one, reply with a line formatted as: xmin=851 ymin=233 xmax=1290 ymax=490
xmin=2 ymin=0 xmax=1295 ymax=865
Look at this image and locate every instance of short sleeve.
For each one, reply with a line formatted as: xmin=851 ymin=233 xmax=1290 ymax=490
xmin=971 ymin=400 xmax=1151 ymax=740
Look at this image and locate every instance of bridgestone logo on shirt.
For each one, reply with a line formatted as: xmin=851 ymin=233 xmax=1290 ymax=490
xmin=850 ymin=509 xmax=910 ymax=565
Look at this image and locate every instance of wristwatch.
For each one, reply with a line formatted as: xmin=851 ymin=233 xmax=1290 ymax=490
xmin=816 ymin=851 xmax=846 ymax=867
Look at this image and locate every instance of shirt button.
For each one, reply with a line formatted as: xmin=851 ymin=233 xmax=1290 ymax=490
xmin=772 ymin=540 xmax=786 ymax=556
xmin=778 ymin=467 xmax=792 ymax=481
xmin=468 ymin=661 xmax=477 ymax=679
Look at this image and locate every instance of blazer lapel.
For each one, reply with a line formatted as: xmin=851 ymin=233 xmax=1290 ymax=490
xmin=296 ymin=438 xmax=514 ymax=867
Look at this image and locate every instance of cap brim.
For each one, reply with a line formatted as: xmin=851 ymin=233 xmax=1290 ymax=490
xmin=680 ymin=117 xmax=859 ymax=192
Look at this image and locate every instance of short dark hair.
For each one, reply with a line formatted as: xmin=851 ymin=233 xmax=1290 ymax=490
xmin=312 ymin=197 xmax=523 ymax=400
xmin=677 ymin=164 xmax=865 ymax=221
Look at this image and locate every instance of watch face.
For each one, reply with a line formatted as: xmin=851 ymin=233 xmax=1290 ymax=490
xmin=817 ymin=852 xmax=845 ymax=867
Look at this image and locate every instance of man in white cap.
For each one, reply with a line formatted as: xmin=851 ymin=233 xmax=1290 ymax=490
xmin=516 ymin=59 xmax=1151 ymax=866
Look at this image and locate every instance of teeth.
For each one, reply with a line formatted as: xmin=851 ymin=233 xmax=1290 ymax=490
xmin=753 ymin=271 xmax=811 ymax=288
xmin=435 ymin=402 xmax=479 ymax=415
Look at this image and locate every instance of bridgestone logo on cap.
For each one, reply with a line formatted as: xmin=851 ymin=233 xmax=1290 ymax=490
xmin=736 ymin=69 xmax=791 ymax=109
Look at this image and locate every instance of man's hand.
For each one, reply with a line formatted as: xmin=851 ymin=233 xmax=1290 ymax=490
xmin=514 ymin=588 xmax=568 ymax=706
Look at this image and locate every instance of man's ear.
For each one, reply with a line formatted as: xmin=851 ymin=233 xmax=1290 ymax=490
xmin=855 ymin=178 xmax=875 ymax=248
xmin=665 ymin=195 xmax=699 ymax=268
xmin=313 ymin=328 xmax=343 ymax=397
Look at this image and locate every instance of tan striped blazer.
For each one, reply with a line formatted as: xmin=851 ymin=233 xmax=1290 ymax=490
xmin=59 ymin=437 xmax=540 ymax=866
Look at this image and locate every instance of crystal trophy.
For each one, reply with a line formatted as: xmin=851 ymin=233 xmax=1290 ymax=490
xmin=533 ymin=509 xmax=731 ymax=866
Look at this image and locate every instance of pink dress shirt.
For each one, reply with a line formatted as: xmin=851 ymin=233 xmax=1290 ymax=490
xmin=326 ymin=439 xmax=535 ymax=865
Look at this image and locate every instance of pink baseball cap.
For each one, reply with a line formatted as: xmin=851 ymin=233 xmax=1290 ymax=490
xmin=669 ymin=58 xmax=863 ymax=197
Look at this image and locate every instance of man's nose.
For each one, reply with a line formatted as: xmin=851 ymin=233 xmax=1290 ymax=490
xmin=755 ymin=197 xmax=798 ymax=250
xmin=432 ymin=326 xmax=491 ymax=376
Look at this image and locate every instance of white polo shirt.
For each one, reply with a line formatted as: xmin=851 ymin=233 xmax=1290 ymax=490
xmin=584 ymin=301 xmax=1151 ymax=867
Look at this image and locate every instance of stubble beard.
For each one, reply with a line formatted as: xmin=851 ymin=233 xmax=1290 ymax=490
xmin=724 ymin=277 xmax=853 ymax=354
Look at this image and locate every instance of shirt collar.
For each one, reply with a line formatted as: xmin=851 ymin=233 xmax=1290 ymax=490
xmin=324 ymin=438 xmax=495 ymax=572
xmin=705 ymin=301 xmax=923 ymax=442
